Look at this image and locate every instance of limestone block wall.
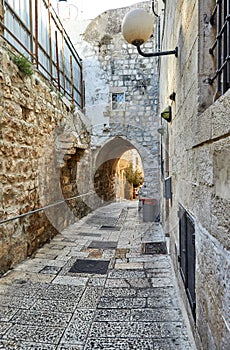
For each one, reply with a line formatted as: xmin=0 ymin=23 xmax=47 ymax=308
xmin=191 ymin=93 xmax=230 ymax=350
xmin=158 ymin=0 xmax=230 ymax=348
xmin=63 ymin=1 xmax=161 ymax=199
xmin=94 ymin=159 xmax=117 ymax=202
xmin=0 ymin=41 xmax=92 ymax=275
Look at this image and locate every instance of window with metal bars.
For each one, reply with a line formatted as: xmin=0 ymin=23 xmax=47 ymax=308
xmin=209 ymin=0 xmax=230 ymax=98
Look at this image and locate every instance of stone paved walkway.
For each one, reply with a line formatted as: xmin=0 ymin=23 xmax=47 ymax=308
xmin=0 ymin=201 xmax=197 ymax=349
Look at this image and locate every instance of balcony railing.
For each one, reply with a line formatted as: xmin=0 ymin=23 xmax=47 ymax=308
xmin=0 ymin=0 xmax=84 ymax=109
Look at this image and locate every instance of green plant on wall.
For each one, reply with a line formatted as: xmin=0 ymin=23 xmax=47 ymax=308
xmin=124 ymin=162 xmax=143 ymax=188
xmin=11 ymin=54 xmax=33 ymax=76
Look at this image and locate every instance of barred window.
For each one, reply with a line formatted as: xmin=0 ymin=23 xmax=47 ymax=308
xmin=209 ymin=0 xmax=230 ymax=99
xmin=178 ymin=205 xmax=196 ymax=319
xmin=111 ymin=92 xmax=125 ymax=110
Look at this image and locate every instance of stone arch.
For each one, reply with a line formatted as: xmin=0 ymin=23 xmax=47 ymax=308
xmin=93 ymin=132 xmax=160 ymax=201
xmin=94 ymin=136 xmax=146 ymax=170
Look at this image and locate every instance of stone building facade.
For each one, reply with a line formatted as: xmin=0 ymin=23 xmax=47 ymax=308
xmin=1 ymin=1 xmax=229 ymax=348
xmin=158 ymin=0 xmax=230 ymax=348
xmin=63 ymin=1 xmax=161 ymax=201
xmin=0 ymin=0 xmax=160 ymax=276
xmin=58 ymin=3 xmax=230 ymax=347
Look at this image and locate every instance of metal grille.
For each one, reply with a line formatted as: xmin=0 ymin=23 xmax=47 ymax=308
xmin=143 ymin=242 xmax=167 ymax=255
xmin=1 ymin=0 xmax=84 ymax=109
xmin=178 ymin=205 xmax=196 ymax=319
xmin=69 ymin=259 xmax=110 ymax=274
xmin=99 ymin=225 xmax=121 ymax=231
xmin=87 ymin=241 xmax=118 ymax=249
xmin=209 ymin=0 xmax=230 ymax=97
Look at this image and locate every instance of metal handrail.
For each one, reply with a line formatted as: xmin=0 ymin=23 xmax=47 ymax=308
xmin=0 ymin=191 xmax=95 ymax=225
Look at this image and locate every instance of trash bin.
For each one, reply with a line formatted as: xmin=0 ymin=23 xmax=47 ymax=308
xmin=142 ymin=198 xmax=159 ymax=222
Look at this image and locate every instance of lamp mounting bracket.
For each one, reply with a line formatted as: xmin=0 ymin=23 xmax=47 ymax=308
xmin=136 ymin=44 xmax=178 ymax=58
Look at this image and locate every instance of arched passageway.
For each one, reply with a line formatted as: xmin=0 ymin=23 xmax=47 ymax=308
xmin=93 ymin=136 xmax=149 ymax=202
xmin=115 ymin=149 xmax=143 ymax=200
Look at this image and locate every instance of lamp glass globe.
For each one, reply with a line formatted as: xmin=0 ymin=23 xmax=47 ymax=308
xmin=122 ymin=8 xmax=153 ymax=46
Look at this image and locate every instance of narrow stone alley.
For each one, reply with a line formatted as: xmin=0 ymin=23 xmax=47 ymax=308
xmin=0 ymin=201 xmax=197 ymax=349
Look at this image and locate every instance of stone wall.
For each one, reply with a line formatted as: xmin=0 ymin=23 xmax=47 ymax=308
xmin=94 ymin=159 xmax=117 ymax=202
xmin=158 ymin=0 xmax=230 ymax=348
xmin=196 ymin=223 xmax=229 ymax=350
xmin=63 ymin=1 xmax=161 ymax=200
xmin=0 ymin=40 xmax=92 ymax=275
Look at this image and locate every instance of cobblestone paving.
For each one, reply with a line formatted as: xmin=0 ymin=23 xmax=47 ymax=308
xmin=0 ymin=201 xmax=197 ymax=349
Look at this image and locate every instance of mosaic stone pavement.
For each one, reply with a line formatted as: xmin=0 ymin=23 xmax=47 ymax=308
xmin=0 ymin=201 xmax=197 ymax=349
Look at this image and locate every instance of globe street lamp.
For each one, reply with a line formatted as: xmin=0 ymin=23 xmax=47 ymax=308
xmin=122 ymin=8 xmax=178 ymax=58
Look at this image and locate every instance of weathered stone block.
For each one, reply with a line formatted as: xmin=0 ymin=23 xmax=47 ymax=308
xmin=196 ymin=226 xmax=230 ymax=350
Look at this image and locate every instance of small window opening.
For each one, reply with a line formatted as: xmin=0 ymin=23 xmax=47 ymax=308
xmin=111 ymin=92 xmax=125 ymax=110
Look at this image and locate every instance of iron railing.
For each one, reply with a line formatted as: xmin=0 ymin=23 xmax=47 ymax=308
xmin=0 ymin=191 xmax=95 ymax=225
xmin=209 ymin=0 xmax=230 ymax=96
xmin=0 ymin=0 xmax=84 ymax=109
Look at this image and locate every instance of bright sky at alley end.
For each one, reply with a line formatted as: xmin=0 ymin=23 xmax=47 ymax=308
xmin=67 ymin=0 xmax=145 ymax=19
